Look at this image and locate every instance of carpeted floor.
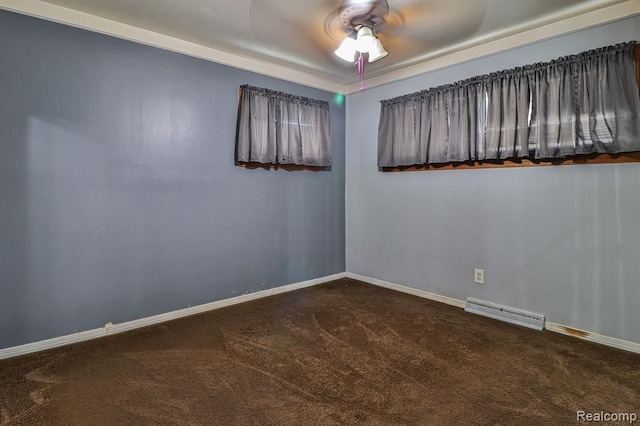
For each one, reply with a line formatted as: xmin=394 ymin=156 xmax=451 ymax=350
xmin=0 ymin=278 xmax=639 ymax=425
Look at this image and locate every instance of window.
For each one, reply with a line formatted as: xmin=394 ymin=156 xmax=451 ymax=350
xmin=378 ymin=41 xmax=640 ymax=171
xmin=236 ymin=85 xmax=332 ymax=169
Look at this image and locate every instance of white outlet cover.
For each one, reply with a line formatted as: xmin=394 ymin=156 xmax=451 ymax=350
xmin=474 ymin=269 xmax=484 ymax=284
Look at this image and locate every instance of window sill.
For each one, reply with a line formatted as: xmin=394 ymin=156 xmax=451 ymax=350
xmin=238 ymin=162 xmax=330 ymax=171
xmin=380 ymin=152 xmax=640 ymax=172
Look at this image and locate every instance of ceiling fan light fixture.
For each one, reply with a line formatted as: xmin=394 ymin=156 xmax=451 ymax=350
xmin=334 ymin=32 xmax=357 ymax=62
xmin=355 ymin=26 xmax=375 ymax=53
xmin=333 ymin=0 xmax=392 ymax=90
xmin=368 ymin=37 xmax=388 ymax=62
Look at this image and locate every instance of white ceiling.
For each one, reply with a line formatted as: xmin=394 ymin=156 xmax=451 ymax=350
xmin=1 ymin=0 xmax=638 ymax=92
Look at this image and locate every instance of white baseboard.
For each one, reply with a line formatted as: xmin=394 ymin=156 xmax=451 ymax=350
xmin=4 ymin=272 xmax=639 ymax=359
xmin=0 ymin=328 xmax=107 ymax=361
xmin=545 ymin=322 xmax=640 ymax=355
xmin=346 ymin=273 xmax=640 ymax=355
xmin=0 ymin=272 xmax=347 ymax=360
xmin=346 ymin=272 xmax=466 ymax=309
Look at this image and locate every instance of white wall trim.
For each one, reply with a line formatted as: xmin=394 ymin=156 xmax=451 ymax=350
xmin=1 ymin=0 xmax=638 ymax=95
xmin=0 ymin=0 xmax=345 ymax=94
xmin=345 ymin=272 xmax=466 ymax=309
xmin=0 ymin=272 xmax=347 ymax=360
xmin=346 ymin=0 xmax=640 ymax=93
xmin=346 ymin=273 xmax=640 ymax=354
xmin=2 ymin=272 xmax=639 ymax=359
xmin=545 ymin=321 xmax=640 ymax=355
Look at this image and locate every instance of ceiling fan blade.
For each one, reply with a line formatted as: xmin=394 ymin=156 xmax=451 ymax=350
xmin=248 ymin=0 xmax=348 ymax=71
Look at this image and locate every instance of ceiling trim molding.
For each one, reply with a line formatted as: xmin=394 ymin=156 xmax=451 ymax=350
xmin=346 ymin=0 xmax=640 ymax=93
xmin=0 ymin=0 xmax=347 ymax=94
xmin=1 ymin=0 xmax=638 ymax=96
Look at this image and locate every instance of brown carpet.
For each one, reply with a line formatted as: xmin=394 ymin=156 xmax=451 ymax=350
xmin=1 ymin=279 xmax=639 ymax=425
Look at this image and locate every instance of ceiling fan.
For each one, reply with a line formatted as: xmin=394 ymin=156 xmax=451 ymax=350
xmin=330 ymin=0 xmax=393 ymax=90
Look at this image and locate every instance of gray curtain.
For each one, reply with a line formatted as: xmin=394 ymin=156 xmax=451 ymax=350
xmin=426 ymin=90 xmax=452 ymax=163
xmin=485 ymin=70 xmax=531 ymax=159
xmin=449 ymin=80 xmax=484 ymax=161
xmin=237 ymin=85 xmax=332 ymax=167
xmin=378 ymin=41 xmax=640 ymax=167
xmin=576 ymin=44 xmax=640 ymax=153
xmin=377 ymin=97 xmax=423 ymax=165
xmin=527 ymin=58 xmax=578 ymax=159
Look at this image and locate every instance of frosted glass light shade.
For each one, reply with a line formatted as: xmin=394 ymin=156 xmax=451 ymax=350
xmin=356 ymin=26 xmax=374 ymax=53
xmin=368 ymin=37 xmax=388 ymax=62
xmin=334 ymin=36 xmax=357 ymax=62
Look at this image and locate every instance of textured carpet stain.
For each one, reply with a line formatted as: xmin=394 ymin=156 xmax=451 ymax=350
xmin=1 ymin=279 xmax=639 ymax=425
xmin=229 ymin=358 xmax=322 ymax=401
xmin=24 ymin=365 xmax=61 ymax=408
xmin=0 ymin=408 xmax=9 ymax=426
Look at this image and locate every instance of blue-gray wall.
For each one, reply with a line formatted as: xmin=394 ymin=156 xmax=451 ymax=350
xmin=346 ymin=16 xmax=640 ymax=344
xmin=0 ymin=10 xmax=345 ymax=349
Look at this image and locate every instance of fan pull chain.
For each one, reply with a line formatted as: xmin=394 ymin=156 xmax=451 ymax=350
xmin=358 ymin=53 xmax=365 ymax=92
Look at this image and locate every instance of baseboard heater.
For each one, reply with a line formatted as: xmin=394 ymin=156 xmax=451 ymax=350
xmin=464 ymin=298 xmax=545 ymax=330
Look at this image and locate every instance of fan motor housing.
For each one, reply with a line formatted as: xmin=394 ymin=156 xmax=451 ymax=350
xmin=339 ymin=0 xmax=389 ymax=30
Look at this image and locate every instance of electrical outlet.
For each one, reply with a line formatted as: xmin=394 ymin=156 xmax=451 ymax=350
xmin=474 ymin=268 xmax=484 ymax=285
